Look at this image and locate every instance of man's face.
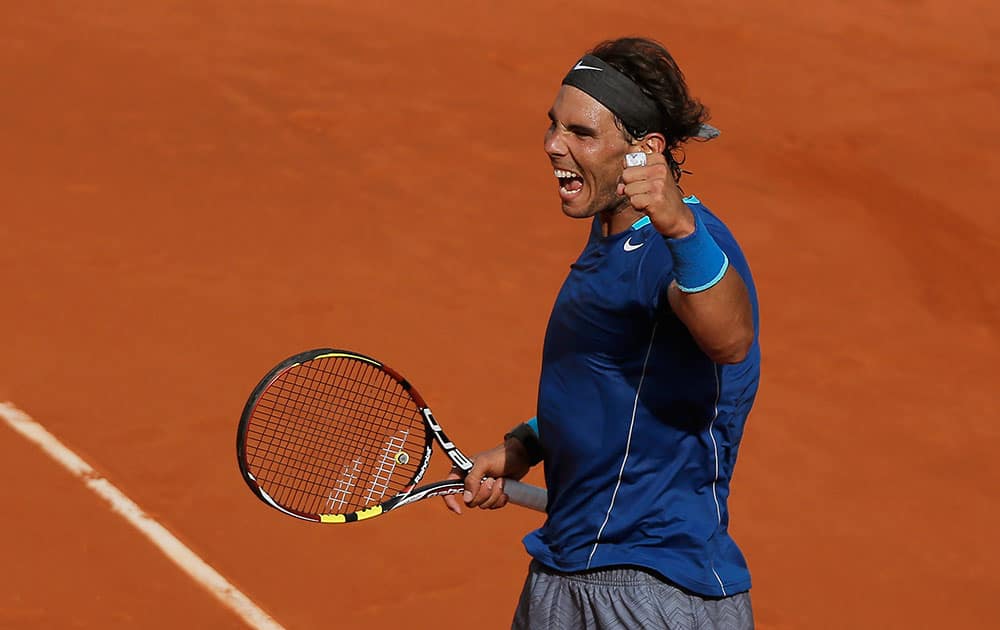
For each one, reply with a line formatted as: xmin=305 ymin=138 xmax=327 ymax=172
xmin=543 ymin=85 xmax=632 ymax=219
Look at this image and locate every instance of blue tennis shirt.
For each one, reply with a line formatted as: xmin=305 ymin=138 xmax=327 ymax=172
xmin=523 ymin=197 xmax=761 ymax=597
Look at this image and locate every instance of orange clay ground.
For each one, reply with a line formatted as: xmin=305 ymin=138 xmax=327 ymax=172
xmin=1 ymin=2 xmax=997 ymax=628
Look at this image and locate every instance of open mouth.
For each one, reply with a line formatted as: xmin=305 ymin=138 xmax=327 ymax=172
xmin=554 ymin=168 xmax=584 ymax=196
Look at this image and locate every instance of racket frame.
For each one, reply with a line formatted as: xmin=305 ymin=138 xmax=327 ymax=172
xmin=237 ymin=348 xmax=527 ymax=524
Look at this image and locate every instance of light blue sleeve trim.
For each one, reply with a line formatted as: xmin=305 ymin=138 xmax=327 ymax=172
xmin=677 ymin=253 xmax=729 ymax=293
xmin=526 ymin=416 xmax=538 ymax=434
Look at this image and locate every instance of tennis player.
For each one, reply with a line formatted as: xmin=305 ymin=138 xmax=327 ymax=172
xmin=445 ymin=37 xmax=760 ymax=629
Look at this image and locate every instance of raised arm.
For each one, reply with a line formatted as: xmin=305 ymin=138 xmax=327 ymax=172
xmin=620 ymin=151 xmax=753 ymax=364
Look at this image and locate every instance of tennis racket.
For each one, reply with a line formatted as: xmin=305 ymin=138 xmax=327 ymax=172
xmin=237 ymin=348 xmax=548 ymax=523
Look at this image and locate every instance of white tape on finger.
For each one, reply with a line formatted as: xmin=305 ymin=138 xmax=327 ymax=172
xmin=625 ymin=152 xmax=647 ymax=167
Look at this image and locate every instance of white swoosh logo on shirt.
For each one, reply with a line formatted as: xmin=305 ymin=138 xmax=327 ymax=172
xmin=623 ymin=237 xmax=644 ymax=252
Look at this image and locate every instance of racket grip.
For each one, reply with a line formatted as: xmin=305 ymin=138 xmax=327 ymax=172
xmin=503 ymin=479 xmax=547 ymax=513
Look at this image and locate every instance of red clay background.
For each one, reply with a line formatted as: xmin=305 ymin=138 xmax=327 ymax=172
xmin=1 ymin=1 xmax=997 ymax=628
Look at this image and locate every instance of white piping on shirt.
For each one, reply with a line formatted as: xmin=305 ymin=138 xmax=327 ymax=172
xmin=708 ymin=364 xmax=727 ymax=596
xmin=586 ymin=322 xmax=658 ymax=569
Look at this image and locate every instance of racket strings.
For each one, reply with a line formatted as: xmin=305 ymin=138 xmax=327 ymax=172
xmin=249 ymin=362 xmax=415 ymax=513
xmin=244 ymin=355 xmax=427 ymax=516
xmin=252 ymin=361 xmax=398 ymax=470
xmin=250 ymin=361 xmax=393 ymax=505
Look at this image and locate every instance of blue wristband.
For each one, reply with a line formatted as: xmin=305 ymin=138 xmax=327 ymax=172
xmin=526 ymin=416 xmax=538 ymax=434
xmin=665 ymin=211 xmax=729 ymax=293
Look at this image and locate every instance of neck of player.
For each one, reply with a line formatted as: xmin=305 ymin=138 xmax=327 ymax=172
xmin=600 ymin=202 xmax=644 ymax=237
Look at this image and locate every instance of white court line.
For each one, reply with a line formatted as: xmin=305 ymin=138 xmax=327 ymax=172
xmin=0 ymin=401 xmax=285 ymax=630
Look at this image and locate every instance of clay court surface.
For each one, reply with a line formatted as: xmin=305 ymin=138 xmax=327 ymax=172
xmin=1 ymin=1 xmax=998 ymax=628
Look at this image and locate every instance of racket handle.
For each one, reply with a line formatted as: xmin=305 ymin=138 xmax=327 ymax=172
xmin=503 ymin=479 xmax=548 ymax=513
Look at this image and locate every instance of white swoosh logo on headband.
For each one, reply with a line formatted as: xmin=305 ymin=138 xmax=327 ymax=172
xmin=572 ymin=61 xmax=603 ymax=72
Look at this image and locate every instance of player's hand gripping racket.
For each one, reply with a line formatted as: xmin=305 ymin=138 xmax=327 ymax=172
xmin=237 ymin=348 xmax=548 ymax=523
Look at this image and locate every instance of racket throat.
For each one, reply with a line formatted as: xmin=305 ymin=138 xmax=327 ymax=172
xmin=422 ymin=407 xmax=474 ymax=473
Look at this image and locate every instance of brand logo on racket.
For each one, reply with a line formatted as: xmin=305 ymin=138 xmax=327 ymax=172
xmin=422 ymin=408 xmax=446 ymax=439
xmin=423 ymin=408 xmax=473 ymax=471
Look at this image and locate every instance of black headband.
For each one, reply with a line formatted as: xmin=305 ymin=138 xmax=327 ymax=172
xmin=561 ymin=54 xmax=721 ymax=141
xmin=561 ymin=54 xmax=662 ymax=138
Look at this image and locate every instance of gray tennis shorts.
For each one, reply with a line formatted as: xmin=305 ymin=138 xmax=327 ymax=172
xmin=512 ymin=560 xmax=753 ymax=630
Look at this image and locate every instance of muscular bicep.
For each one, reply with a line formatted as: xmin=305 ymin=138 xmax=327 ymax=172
xmin=666 ymin=263 xmax=754 ymax=364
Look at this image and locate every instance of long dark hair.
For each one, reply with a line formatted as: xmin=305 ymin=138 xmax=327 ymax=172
xmin=590 ymin=37 xmax=710 ymax=181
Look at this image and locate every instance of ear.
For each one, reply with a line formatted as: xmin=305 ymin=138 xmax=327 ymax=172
xmin=639 ymin=132 xmax=667 ymax=155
